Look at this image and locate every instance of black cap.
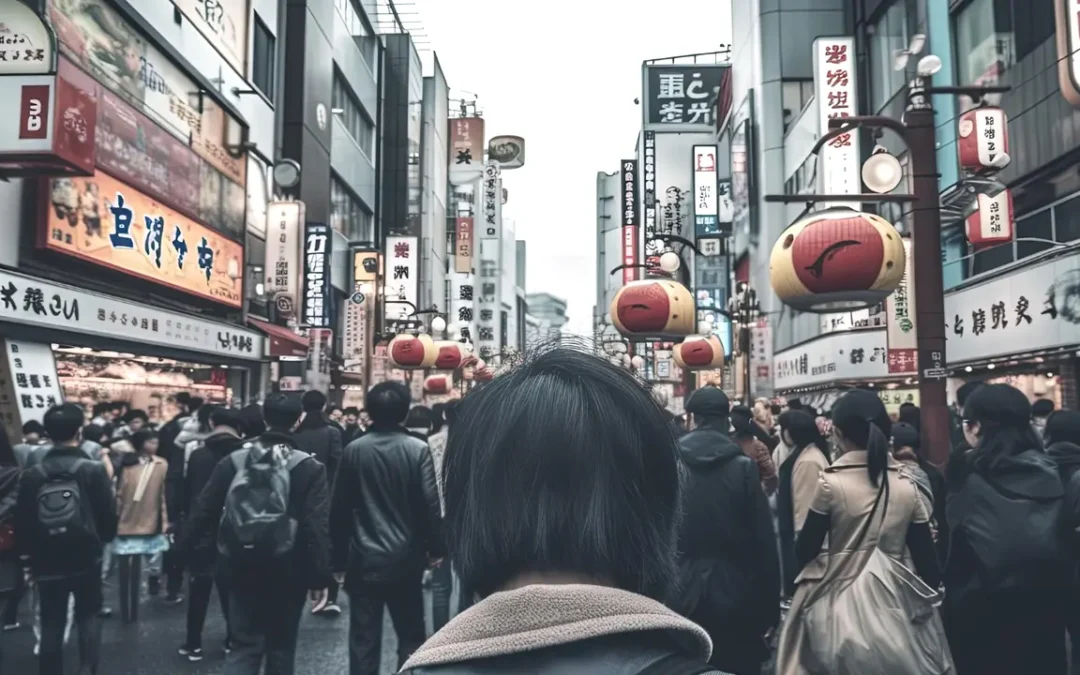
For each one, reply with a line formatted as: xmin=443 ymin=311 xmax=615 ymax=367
xmin=686 ymin=387 xmax=730 ymax=418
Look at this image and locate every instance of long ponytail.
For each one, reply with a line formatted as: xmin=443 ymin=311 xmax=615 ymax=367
xmin=866 ymin=417 xmax=889 ymax=486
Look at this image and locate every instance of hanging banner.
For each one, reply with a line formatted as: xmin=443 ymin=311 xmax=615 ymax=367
xmin=301 ymin=222 xmax=332 ymax=328
xmin=750 ymin=320 xmax=774 ymax=397
xmin=449 ymin=117 xmax=485 ymax=185
xmin=455 ymin=217 xmax=474 ymax=273
xmin=487 ymin=135 xmax=525 ymax=169
xmin=886 ymin=237 xmax=917 ymax=374
xmin=384 ymin=236 xmax=419 ymax=323
xmin=642 ymin=131 xmax=658 ymax=271
xmin=813 ymin=37 xmax=861 ymax=209
xmin=304 ymin=328 xmax=332 ymax=391
xmin=265 ymin=201 xmax=303 ymax=319
xmin=0 ymin=339 xmax=63 ymax=444
xmin=620 ymin=158 xmax=638 ymax=285
xmin=693 ymin=145 xmax=719 ymax=235
xmin=481 ymin=161 xmax=502 ymax=239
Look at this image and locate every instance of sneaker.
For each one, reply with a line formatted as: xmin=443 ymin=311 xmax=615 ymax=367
xmin=319 ymin=602 xmax=342 ymax=617
xmin=148 ymin=575 xmax=160 ymax=597
xmin=2 ymin=622 xmax=20 ymax=632
xmin=178 ymin=646 xmax=203 ymax=662
xmin=163 ymin=594 xmax=184 ymax=605
xmin=97 ymin=607 xmax=114 ymax=619
xmin=223 ymin=639 xmax=233 ymax=655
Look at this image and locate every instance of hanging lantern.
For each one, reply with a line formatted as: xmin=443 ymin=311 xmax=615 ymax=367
xmin=957 ymin=107 xmax=1010 ymax=173
xmin=609 ymin=277 xmax=696 ymax=339
xmin=423 ymin=374 xmax=453 ymax=395
xmin=433 ymin=340 xmax=471 ymax=371
xmin=964 ymin=187 xmax=1014 ymax=250
xmin=770 ymin=207 xmax=906 ymax=313
xmin=673 ymin=334 xmax=726 ymax=370
xmin=387 ymin=333 xmax=438 ymax=369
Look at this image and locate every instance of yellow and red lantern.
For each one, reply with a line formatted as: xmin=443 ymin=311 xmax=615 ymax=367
xmin=423 ymin=374 xmax=453 ymax=395
xmin=673 ymin=334 xmax=725 ymax=370
xmin=609 ymin=277 xmax=696 ymax=339
xmin=433 ymin=340 xmax=470 ymax=371
xmin=387 ymin=333 xmax=438 ymax=369
xmin=769 ymin=207 xmax=906 ymax=313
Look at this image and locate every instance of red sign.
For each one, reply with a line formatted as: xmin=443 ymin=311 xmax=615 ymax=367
xmin=887 ymin=349 xmax=917 ymax=374
xmin=19 ymin=85 xmax=50 ymax=140
xmin=455 ymin=217 xmax=473 ymax=274
xmin=622 ymin=225 xmax=638 ymax=285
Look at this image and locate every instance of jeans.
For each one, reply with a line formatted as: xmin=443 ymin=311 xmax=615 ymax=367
xmin=37 ymin=572 xmax=103 ymax=675
xmin=430 ymin=561 xmax=452 ymax=632
xmin=347 ymin=575 xmax=426 ymax=675
xmin=225 ymin=582 xmax=307 ymax=675
xmin=117 ymin=555 xmax=142 ymax=623
xmin=186 ymin=573 xmax=231 ymax=649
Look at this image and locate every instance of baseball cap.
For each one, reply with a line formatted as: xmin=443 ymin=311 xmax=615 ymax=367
xmin=686 ymin=387 xmax=730 ymax=418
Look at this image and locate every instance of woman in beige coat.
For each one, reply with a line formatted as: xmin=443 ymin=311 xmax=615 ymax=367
xmin=775 ymin=410 xmax=831 ymax=598
xmin=775 ymin=390 xmax=942 ymax=675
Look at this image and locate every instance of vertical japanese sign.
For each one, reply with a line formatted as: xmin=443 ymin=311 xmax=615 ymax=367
xmin=1056 ymin=0 xmax=1080 ymax=107
xmin=0 ymin=340 xmax=62 ymax=443
xmin=304 ymin=328 xmax=333 ymax=391
xmin=449 ymin=117 xmax=485 ymax=185
xmin=481 ymin=161 xmax=502 ymax=239
xmin=455 ymin=217 xmax=474 ymax=273
xmin=620 ymin=159 xmax=638 ymax=286
xmin=886 ymin=238 xmax=917 ymax=374
xmin=643 ymin=65 xmax=728 ymax=131
xmin=343 ymin=250 xmax=376 ymax=381
xmin=265 ymin=201 xmax=303 ymax=320
xmin=717 ymin=178 xmax=734 ymax=235
xmin=750 ymin=320 xmax=773 ymax=397
xmin=693 ymin=145 xmax=718 ymax=235
xmin=642 ymin=131 xmax=659 ymax=271
xmin=729 ymin=92 xmax=756 ymax=244
xmin=302 ymin=223 xmax=332 ymax=328
xmin=452 ymin=274 xmax=475 ymax=349
xmin=384 ymin=236 xmax=419 ymax=323
xmin=813 ymin=37 xmax=861 ymax=209
xmin=477 ymin=242 xmax=500 ymax=360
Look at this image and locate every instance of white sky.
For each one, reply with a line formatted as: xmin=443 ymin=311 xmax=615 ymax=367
xmin=413 ymin=0 xmax=732 ymax=336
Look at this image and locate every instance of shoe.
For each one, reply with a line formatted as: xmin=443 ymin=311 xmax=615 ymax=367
xmin=319 ymin=602 xmax=342 ymax=616
xmin=148 ymin=575 xmax=160 ymax=597
xmin=223 ymin=639 xmax=233 ymax=655
xmin=178 ymin=646 xmax=203 ymax=662
xmin=163 ymin=594 xmax=184 ymax=605
xmin=2 ymin=622 xmax=19 ymax=632
xmin=97 ymin=607 xmax=114 ymax=619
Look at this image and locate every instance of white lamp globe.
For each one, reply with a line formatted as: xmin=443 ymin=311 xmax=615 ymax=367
xmin=430 ymin=315 xmax=447 ymax=335
xmin=621 ymin=353 xmax=632 ymax=368
xmin=698 ymin=320 xmax=713 ymax=334
xmin=862 ymin=147 xmax=903 ymax=194
xmin=631 ymin=355 xmax=645 ymax=369
xmin=659 ymin=251 xmax=681 ymax=273
xmin=446 ymin=322 xmax=461 ymax=338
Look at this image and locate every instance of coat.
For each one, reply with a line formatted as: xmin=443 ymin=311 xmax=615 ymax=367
xmin=776 ymin=443 xmax=830 ymax=597
xmin=116 ymin=454 xmax=169 ymax=536
xmin=292 ymin=414 xmax=344 ymax=488
xmin=776 ymin=451 xmax=930 ymax=675
xmin=182 ymin=427 xmax=245 ymax=575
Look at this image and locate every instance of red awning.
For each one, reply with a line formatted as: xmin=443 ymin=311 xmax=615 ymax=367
xmin=247 ymin=318 xmax=309 ymax=358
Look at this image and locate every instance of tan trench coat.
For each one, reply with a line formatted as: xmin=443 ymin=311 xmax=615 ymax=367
xmin=776 ymin=450 xmax=930 ymax=675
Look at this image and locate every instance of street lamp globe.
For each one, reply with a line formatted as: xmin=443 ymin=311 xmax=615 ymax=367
xmin=862 ymin=147 xmax=903 ymax=194
xmin=430 ymin=315 xmax=447 ymax=335
xmin=446 ymin=322 xmax=461 ymax=338
xmin=917 ymin=54 xmax=942 ymax=77
xmin=630 ymin=355 xmax=645 ymax=369
xmin=698 ymin=320 xmax=713 ymax=334
xmin=659 ymin=251 xmax=681 ymax=274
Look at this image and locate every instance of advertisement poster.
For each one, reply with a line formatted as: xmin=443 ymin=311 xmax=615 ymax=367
xmin=173 ymin=0 xmax=248 ymax=74
xmin=265 ymin=201 xmax=303 ymax=316
xmin=885 ymin=238 xmax=917 ymax=374
xmin=302 ymin=223 xmax=332 ymax=328
xmin=448 ymin=117 xmax=485 ymax=185
xmin=384 ymin=236 xmax=419 ymax=323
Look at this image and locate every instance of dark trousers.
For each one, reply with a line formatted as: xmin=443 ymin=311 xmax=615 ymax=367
xmin=3 ymin=573 xmax=22 ymax=626
xmin=225 ymin=582 xmax=307 ymax=675
xmin=37 ymin=572 xmax=103 ymax=675
xmin=347 ymin=575 xmax=425 ymax=675
xmin=117 ymin=555 xmax=142 ymax=623
xmin=186 ymin=573 xmax=231 ymax=649
xmin=0 ymin=594 xmax=11 ymax=670
xmin=163 ymin=550 xmax=183 ymax=598
xmin=430 ymin=561 xmax=452 ymax=632
xmin=327 ymin=578 xmax=339 ymax=605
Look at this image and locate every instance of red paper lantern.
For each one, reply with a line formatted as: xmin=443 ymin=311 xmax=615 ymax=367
xmin=964 ymin=187 xmax=1014 ymax=250
xmin=433 ymin=340 xmax=470 ymax=371
xmin=609 ymin=278 xmax=696 ymax=339
xmin=423 ymin=374 xmax=453 ymax=395
xmin=673 ymin=335 xmax=726 ymax=371
xmin=769 ymin=207 xmax=906 ymax=313
xmin=957 ymin=107 xmax=1010 ymax=173
xmin=387 ymin=333 xmax=438 ymax=369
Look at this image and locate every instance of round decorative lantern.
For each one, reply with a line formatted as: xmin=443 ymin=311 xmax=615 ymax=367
xmin=387 ymin=333 xmax=438 ymax=369
xmin=423 ymin=374 xmax=453 ymax=395
xmin=609 ymin=277 xmax=696 ymax=339
xmin=769 ymin=207 xmax=906 ymax=313
xmin=433 ymin=340 xmax=470 ymax=371
xmin=673 ymin=334 xmax=726 ymax=370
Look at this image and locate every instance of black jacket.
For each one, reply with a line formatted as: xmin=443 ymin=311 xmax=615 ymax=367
xmin=293 ymin=414 xmax=344 ymax=488
xmin=182 ymin=427 xmax=246 ymax=575
xmin=331 ymin=424 xmax=443 ymax=582
xmin=159 ymin=413 xmax=187 ymax=521
xmin=15 ymin=445 xmax=117 ymax=580
xmin=343 ymin=423 xmax=363 ymax=446
xmin=0 ymin=463 xmax=19 ymax=593
xmin=672 ymin=425 xmax=780 ymax=661
xmin=177 ymin=431 xmax=332 ymax=590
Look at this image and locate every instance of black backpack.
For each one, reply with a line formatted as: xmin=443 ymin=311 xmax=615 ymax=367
xmin=35 ymin=458 xmax=99 ymax=553
xmin=217 ymin=442 xmax=310 ymax=564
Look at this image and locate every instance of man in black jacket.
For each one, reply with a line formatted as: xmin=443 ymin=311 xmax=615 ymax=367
xmin=17 ymin=403 xmax=117 ymax=675
xmin=674 ymin=388 xmax=780 ymax=675
xmin=331 ymin=382 xmax=443 ymax=675
xmin=179 ymin=394 xmax=331 ymax=675
xmin=160 ymin=392 xmax=195 ymax=601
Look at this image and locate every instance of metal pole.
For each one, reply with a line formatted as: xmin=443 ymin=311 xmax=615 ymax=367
xmin=905 ymin=76 xmax=951 ymax=468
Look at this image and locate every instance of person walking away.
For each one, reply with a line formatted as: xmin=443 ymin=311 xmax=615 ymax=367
xmin=891 ymin=421 xmax=948 ymax=563
xmin=776 ymin=390 xmax=945 ymax=675
xmin=80 ymin=423 xmax=115 ymax=618
xmin=178 ymin=393 xmax=331 ymax=675
xmin=178 ymin=407 xmax=245 ymax=661
xmin=13 ymin=421 xmax=47 ymax=469
xmin=16 ymin=403 xmax=116 ymax=675
xmin=1033 ymin=398 xmax=1056 ymax=440
xmin=403 ymin=405 xmax=434 ymax=441
xmin=238 ymin=403 xmax=266 ymax=439
xmin=774 ymin=410 xmax=830 ymax=599
xmin=731 ymin=415 xmax=778 ymax=496
xmin=0 ymin=427 xmax=20 ymax=669
xmin=426 ymin=401 xmax=454 ymax=631
xmin=113 ymin=429 xmax=170 ymax=623
xmin=341 ymin=408 xmax=363 ymax=445
xmin=945 ymin=384 xmax=1070 ymax=675
xmin=670 ymin=387 xmax=779 ymax=675
xmin=331 ymin=382 xmax=443 ymax=675
xmin=1044 ymin=411 xmax=1080 ymax=674
xmin=162 ymin=402 xmax=213 ymax=603
xmin=398 ymin=349 xmax=720 ymax=674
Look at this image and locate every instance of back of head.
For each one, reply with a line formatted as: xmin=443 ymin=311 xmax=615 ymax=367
xmin=187 ymin=396 xmax=205 ymax=415
xmin=898 ymin=404 xmax=921 ymax=431
xmin=405 ymin=405 xmax=433 ymax=434
xmin=956 ymin=381 xmax=985 ymax=408
xmin=1046 ymin=411 xmax=1080 ymax=447
xmin=263 ymin=394 xmax=302 ymax=432
xmin=685 ymin=387 xmax=730 ymax=430
xmin=444 ymin=347 xmax=681 ymax=599
xmin=21 ymin=420 xmax=45 ymax=439
xmin=831 ymin=389 xmax=892 ymax=486
xmin=1032 ymin=398 xmax=1055 ymax=420
xmin=197 ymin=404 xmax=218 ymax=431
xmin=238 ymin=403 xmax=266 ymax=438
xmin=891 ymin=422 xmax=920 ymax=452
xmin=82 ymin=424 xmax=106 ymax=445
xmin=44 ymin=403 xmax=85 ymax=444
xmin=211 ymin=406 xmax=243 ymax=432
xmin=173 ymin=392 xmax=191 ymax=409
xmin=302 ymin=390 xmax=327 ymax=414
xmin=131 ymin=428 xmax=157 ymax=454
xmin=124 ymin=409 xmax=149 ymax=425
xmin=963 ymin=383 xmax=1041 ymax=460
xmin=365 ymin=381 xmax=411 ymax=427
xmin=778 ymin=409 xmax=825 ymax=451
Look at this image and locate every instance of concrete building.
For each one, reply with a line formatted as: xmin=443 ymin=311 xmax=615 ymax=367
xmin=525 ymin=293 xmax=569 ymax=344
xmin=420 ymin=55 xmax=450 ymax=314
xmin=595 ymin=170 xmax=622 ymax=331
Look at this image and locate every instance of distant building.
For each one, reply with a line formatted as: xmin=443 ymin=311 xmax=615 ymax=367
xmin=525 ymin=292 xmax=568 ymax=346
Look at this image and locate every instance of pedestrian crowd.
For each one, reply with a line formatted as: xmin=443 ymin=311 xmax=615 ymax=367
xmin=0 ymin=348 xmax=1077 ymax=674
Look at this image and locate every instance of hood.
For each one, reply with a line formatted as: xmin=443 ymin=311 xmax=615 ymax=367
xmin=401 ymin=583 xmax=711 ymax=671
xmin=1047 ymin=441 xmax=1080 ymax=474
xmin=678 ymin=427 xmax=744 ymax=468
xmin=203 ymin=427 xmax=243 ymax=457
xmin=974 ymin=448 xmax=1065 ymax=501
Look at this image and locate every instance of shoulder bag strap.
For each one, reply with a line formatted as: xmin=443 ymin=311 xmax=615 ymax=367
xmin=636 ymin=653 xmax=731 ymax=675
xmin=849 ymin=469 xmax=891 ymax=553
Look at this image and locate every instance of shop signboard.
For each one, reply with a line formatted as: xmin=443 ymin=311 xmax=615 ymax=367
xmin=343 ymin=250 xmax=376 ymax=380
xmin=301 ymin=222 xmax=331 ymax=328
xmin=642 ymin=131 xmax=658 ymax=271
xmin=42 ymin=170 xmax=244 ymax=308
xmin=304 ymin=327 xmax=332 ymax=391
xmin=692 ymin=145 xmax=719 ymax=235
xmin=455 ymin=217 xmax=473 ymax=273
xmin=813 ymin=36 xmax=861 ymax=208
xmin=879 ymin=387 xmax=919 ymax=417
xmin=750 ymin=320 xmax=773 ymax=397
xmin=620 ymin=158 xmax=638 ymax=285
xmin=773 ymin=329 xmax=890 ymax=391
xmin=943 ymin=251 xmax=1080 ymax=364
xmin=448 ymin=117 xmax=484 ymax=185
xmin=265 ymin=201 xmax=302 ymax=319
xmin=642 ymin=64 xmax=728 ymax=131
xmin=487 ymin=135 xmax=525 ymax=169
xmin=384 ymin=236 xmax=419 ymax=323
xmin=885 ymin=238 xmax=917 ymax=374
xmin=0 ymin=339 xmax=62 ymax=443
xmin=481 ymin=161 xmax=501 ymax=239
xmin=0 ymin=268 xmax=263 ymax=359
xmin=173 ymin=0 xmax=248 ymax=74
xmin=0 ymin=0 xmax=56 ymax=75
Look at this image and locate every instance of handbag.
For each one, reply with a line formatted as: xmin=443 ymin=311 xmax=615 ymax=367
xmin=801 ymin=469 xmax=954 ymax=675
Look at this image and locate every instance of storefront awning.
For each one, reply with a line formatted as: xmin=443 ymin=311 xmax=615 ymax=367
xmin=247 ymin=318 xmax=308 ymax=358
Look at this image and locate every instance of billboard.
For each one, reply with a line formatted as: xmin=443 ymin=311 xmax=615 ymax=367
xmin=692 ymin=144 xmax=718 ymax=235
xmin=642 ymin=64 xmax=730 ymax=131
xmin=384 ymin=236 xmax=419 ymax=323
xmin=620 ymin=159 xmax=638 ymax=285
xmin=448 ymin=117 xmax=485 ymax=185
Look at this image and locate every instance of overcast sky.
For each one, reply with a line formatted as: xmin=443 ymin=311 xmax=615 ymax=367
xmin=413 ymin=0 xmax=732 ymax=336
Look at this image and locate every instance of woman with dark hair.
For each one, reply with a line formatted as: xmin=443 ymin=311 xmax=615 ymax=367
xmin=1044 ymin=411 xmax=1080 ymax=674
xmin=237 ymin=403 xmax=266 ymax=439
xmin=775 ymin=410 xmax=830 ymax=598
xmin=892 ymin=421 xmax=949 ymax=563
xmin=399 ymin=348 xmax=718 ymax=674
xmin=776 ymin=389 xmax=942 ymax=675
xmin=945 ymin=383 xmax=1069 ymax=674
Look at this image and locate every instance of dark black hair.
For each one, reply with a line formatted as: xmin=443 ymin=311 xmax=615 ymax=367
xmin=963 ymin=383 xmax=1042 ymax=463
xmin=365 ymin=382 xmax=411 ymax=426
xmin=770 ymin=403 xmax=782 ymax=416
xmin=302 ymin=390 xmax=328 ymax=413
xmin=187 ymin=396 xmax=205 ymax=413
xmin=787 ymin=398 xmax=803 ymax=410
xmin=443 ymin=399 xmax=460 ymax=428
xmin=238 ymin=403 xmax=266 ymax=438
xmin=0 ymin=426 xmax=14 ymax=466
xmin=899 ymin=401 xmax=916 ymax=410
xmin=430 ymin=403 xmax=447 ymax=435
xmin=263 ymin=394 xmax=302 ymax=432
xmin=831 ymin=389 xmax=892 ymax=486
xmin=91 ymin=402 xmax=111 ymax=417
xmin=124 ymin=409 xmax=149 ymax=424
xmin=778 ymin=410 xmax=827 ymax=454
xmin=898 ymin=404 xmax=921 ymax=431
xmin=44 ymin=403 xmax=85 ymax=443
xmin=82 ymin=424 xmax=107 ymax=444
xmin=1032 ymin=398 xmax=1055 ymax=418
xmin=891 ymin=421 xmax=920 ymax=451
xmin=405 ymin=405 xmax=434 ymax=433
xmin=1045 ymin=411 xmax=1080 ymax=447
xmin=343 ymin=407 xmax=360 ymax=416
xmin=956 ymin=380 xmax=985 ymax=408
xmin=130 ymin=428 xmax=158 ymax=454
xmin=196 ymin=404 xmax=218 ymax=431
xmin=210 ymin=407 xmax=243 ymax=431
xmin=21 ymin=420 xmax=45 ymax=436
xmin=173 ymin=392 xmax=191 ymax=407
xmin=444 ymin=348 xmax=682 ymax=599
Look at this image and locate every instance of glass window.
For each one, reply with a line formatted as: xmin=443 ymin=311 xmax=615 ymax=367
xmin=1055 ymin=193 xmax=1080 ymax=243
xmin=332 ymin=75 xmax=374 ymax=159
xmin=251 ymin=15 xmax=275 ymax=100
xmin=330 ymin=177 xmax=373 ymax=241
xmin=953 ymin=0 xmax=1054 ymax=90
xmin=781 ymin=80 xmax=812 ymax=132
xmin=334 ymin=0 xmax=376 ymax=68
xmin=1015 ymin=208 xmax=1054 ymax=260
xmin=868 ymin=0 xmax=917 ymax=113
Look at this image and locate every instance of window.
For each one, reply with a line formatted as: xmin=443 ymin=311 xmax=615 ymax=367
xmin=868 ymin=0 xmax=918 ymax=113
xmin=330 ymin=177 xmax=373 ymax=241
xmin=781 ymin=80 xmax=813 ymax=132
xmin=332 ymin=75 xmax=374 ymax=158
xmin=251 ymin=15 xmax=275 ymax=100
xmin=334 ymin=0 xmax=377 ymax=67
xmin=953 ymin=0 xmax=1055 ymax=90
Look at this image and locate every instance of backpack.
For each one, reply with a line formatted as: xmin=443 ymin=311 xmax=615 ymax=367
xmin=217 ymin=442 xmax=310 ymax=564
xmin=35 ymin=458 xmax=99 ymax=553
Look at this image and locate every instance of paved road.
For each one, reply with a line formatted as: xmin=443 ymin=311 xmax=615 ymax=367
xmin=3 ymin=576 xmax=439 ymax=674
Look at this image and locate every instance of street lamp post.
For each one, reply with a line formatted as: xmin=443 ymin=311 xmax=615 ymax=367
xmin=729 ymin=282 xmax=761 ymax=406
